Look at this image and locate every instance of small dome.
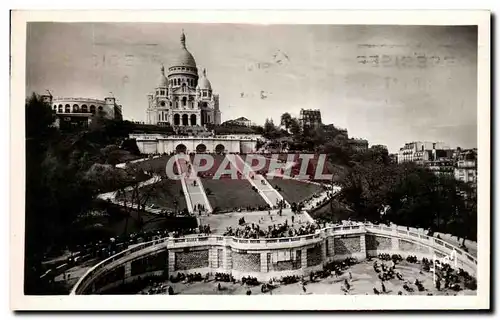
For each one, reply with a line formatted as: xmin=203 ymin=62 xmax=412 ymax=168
xmin=198 ymin=68 xmax=212 ymax=90
xmin=158 ymin=65 xmax=168 ymax=87
xmin=171 ymin=30 xmax=197 ymax=68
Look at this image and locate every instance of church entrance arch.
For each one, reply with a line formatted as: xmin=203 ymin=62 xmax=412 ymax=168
xmin=190 ymin=114 xmax=197 ymax=126
xmin=182 ymin=114 xmax=189 ymax=126
xmin=174 ymin=114 xmax=180 ymax=126
xmin=175 ymin=144 xmax=187 ymax=154
xmin=196 ymin=144 xmax=207 ymax=153
xmin=215 ymin=144 xmax=226 ymax=154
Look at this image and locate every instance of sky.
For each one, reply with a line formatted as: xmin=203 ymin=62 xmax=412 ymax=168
xmin=25 ymin=23 xmax=478 ymax=153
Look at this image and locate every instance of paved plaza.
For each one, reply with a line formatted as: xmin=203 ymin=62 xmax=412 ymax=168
xmin=199 ymin=210 xmax=312 ymax=235
xmin=142 ymin=259 xmax=477 ymax=296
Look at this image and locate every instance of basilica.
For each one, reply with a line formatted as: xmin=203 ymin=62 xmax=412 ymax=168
xmin=145 ymin=31 xmax=221 ymax=127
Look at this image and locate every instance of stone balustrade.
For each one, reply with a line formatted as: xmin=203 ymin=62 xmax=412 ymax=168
xmin=70 ymin=223 xmax=477 ymax=295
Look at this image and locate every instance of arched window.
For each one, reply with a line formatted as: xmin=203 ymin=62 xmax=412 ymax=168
xmin=182 ymin=83 xmax=186 ymax=92
xmin=65 ymin=104 xmax=71 ymax=113
xmin=58 ymin=104 xmax=63 ymax=113
xmin=73 ymin=104 xmax=79 ymax=112
xmin=190 ymin=114 xmax=197 ymax=126
xmin=81 ymin=104 xmax=88 ymax=113
xmin=182 ymin=97 xmax=187 ymax=106
xmin=53 ymin=105 xmax=57 ymax=110
xmin=90 ymin=105 xmax=96 ymax=114
xmin=98 ymin=106 xmax=103 ymax=111
xmin=173 ymin=114 xmax=180 ymax=125
xmin=182 ymin=114 xmax=188 ymax=126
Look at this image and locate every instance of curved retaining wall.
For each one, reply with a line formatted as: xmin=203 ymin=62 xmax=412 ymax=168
xmin=70 ymin=224 xmax=477 ymax=295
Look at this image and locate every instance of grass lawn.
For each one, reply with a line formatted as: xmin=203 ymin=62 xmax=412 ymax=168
xmin=115 ymin=179 xmax=187 ymax=212
xmin=269 ymin=178 xmax=324 ymax=204
xmin=201 ymin=178 xmax=268 ymax=211
xmin=133 ymin=155 xmax=175 ymax=175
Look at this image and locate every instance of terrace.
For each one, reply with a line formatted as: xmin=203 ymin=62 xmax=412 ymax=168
xmin=199 ymin=210 xmax=311 ymax=235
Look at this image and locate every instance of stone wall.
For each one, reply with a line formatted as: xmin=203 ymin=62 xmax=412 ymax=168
xmin=130 ymin=250 xmax=168 ymax=276
xmin=92 ymin=266 xmax=125 ymax=293
xmin=399 ymin=239 xmax=430 ymax=254
xmin=232 ymin=252 xmax=261 ymax=272
xmin=306 ymin=245 xmax=323 ymax=267
xmin=175 ymin=249 xmax=209 ymax=270
xmin=267 ymin=249 xmax=301 ymax=271
xmin=72 ymin=226 xmax=477 ymax=295
xmin=334 ymin=236 xmax=361 ymax=255
xmin=366 ymin=235 xmax=392 ymax=251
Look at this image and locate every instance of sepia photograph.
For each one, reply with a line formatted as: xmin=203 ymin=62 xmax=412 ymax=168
xmin=10 ymin=10 xmax=490 ymax=310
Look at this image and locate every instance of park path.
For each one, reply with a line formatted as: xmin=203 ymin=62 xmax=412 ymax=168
xmin=96 ymin=174 xmax=163 ymax=214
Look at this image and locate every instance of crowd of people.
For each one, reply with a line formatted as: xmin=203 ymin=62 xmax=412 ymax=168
xmin=169 ymin=272 xmax=207 ymax=284
xmin=406 ymin=255 xmax=419 ymax=263
xmin=139 ymin=282 xmax=174 ymax=295
xmin=377 ymin=253 xmax=403 ymax=262
xmin=197 ymin=224 xmax=212 ymax=235
xmin=280 ymin=275 xmax=301 ymax=285
xmin=241 ymin=276 xmax=259 ymax=286
xmin=215 ymin=204 xmax=273 ymax=215
xmin=214 ymin=273 xmax=235 ymax=283
xmin=368 ymin=253 xmax=478 ymax=295
xmin=223 ymin=221 xmax=318 ymax=239
xmin=193 ymin=203 xmax=208 ymax=215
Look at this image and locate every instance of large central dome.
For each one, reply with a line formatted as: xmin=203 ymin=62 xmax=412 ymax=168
xmin=171 ymin=31 xmax=197 ymax=68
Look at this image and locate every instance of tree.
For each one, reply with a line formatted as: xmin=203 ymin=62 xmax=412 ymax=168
xmin=263 ymin=118 xmax=279 ymax=140
xmin=280 ymin=113 xmax=292 ymax=130
xmin=289 ymin=118 xmax=301 ymax=136
xmin=334 ymin=158 xmax=477 ymax=240
xmin=25 ymin=94 xmax=99 ymax=293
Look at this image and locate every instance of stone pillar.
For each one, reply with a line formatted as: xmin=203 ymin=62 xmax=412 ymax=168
xmin=124 ymin=261 xmax=131 ymax=279
xmin=224 ymin=247 xmax=232 ymax=272
xmin=359 ymin=234 xmax=367 ymax=260
xmin=391 ymin=237 xmax=399 ymax=252
xmin=301 ymin=248 xmax=308 ymax=270
xmin=260 ymin=252 xmax=268 ymax=273
xmin=168 ymin=250 xmax=176 ymax=272
xmin=328 ymin=237 xmax=335 ymax=257
xmin=321 ymin=241 xmax=327 ymax=262
xmin=208 ymin=248 xmax=217 ymax=269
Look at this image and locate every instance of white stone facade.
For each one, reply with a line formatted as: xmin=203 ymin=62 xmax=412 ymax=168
xmin=145 ymin=31 xmax=221 ymax=127
xmin=130 ymin=134 xmax=258 ymax=154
